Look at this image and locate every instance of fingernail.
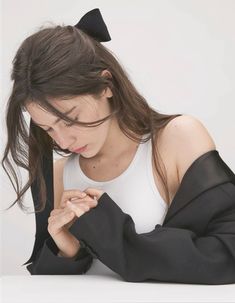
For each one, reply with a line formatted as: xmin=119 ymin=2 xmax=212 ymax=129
xmin=81 ymin=193 xmax=87 ymax=197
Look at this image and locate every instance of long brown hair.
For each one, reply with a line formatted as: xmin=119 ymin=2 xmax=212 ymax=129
xmin=1 ymin=24 xmax=182 ymax=213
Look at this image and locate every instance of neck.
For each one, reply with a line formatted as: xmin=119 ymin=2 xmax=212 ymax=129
xmin=82 ymin=117 xmax=142 ymax=162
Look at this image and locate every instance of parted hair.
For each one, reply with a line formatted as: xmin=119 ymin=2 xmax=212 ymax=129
xmin=1 ymin=24 xmax=182 ymax=212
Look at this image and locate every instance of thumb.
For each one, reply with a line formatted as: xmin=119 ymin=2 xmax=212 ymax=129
xmin=84 ymin=187 xmax=101 ymax=199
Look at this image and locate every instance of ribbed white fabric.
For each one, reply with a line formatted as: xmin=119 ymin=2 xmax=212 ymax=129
xmin=63 ymin=133 xmax=168 ymax=276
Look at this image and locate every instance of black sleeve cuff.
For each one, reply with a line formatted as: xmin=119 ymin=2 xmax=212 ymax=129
xmin=26 ymin=237 xmax=93 ymax=275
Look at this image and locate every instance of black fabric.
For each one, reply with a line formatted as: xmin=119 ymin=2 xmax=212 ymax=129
xmin=21 ymin=10 xmax=235 ymax=282
xmin=23 ymin=149 xmax=235 ymax=283
xmin=26 ymin=237 xmax=93 ymax=275
xmin=22 ymin=119 xmax=54 ymax=266
xmin=74 ymin=8 xmax=111 ymax=42
xmin=66 ymin=150 xmax=235 ymax=284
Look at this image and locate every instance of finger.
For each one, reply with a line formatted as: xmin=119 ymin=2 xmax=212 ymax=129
xmin=50 ymin=208 xmax=64 ymax=216
xmin=66 ymin=201 xmax=90 ymax=217
xmin=71 ymin=200 xmax=98 ymax=208
xmin=84 ymin=188 xmax=98 ymax=198
xmin=60 ymin=191 xmax=89 ymax=208
xmin=73 ymin=202 xmax=90 ymax=212
xmin=62 ymin=190 xmax=87 ymax=200
xmin=66 ymin=198 xmax=98 ymax=209
xmin=84 ymin=187 xmax=103 ymax=199
xmin=64 ymin=216 xmax=78 ymax=230
xmin=48 ymin=208 xmax=76 ymax=232
xmin=67 ymin=196 xmax=97 ymax=205
xmin=60 ymin=196 xmax=95 ymax=208
xmin=49 ymin=207 xmax=73 ymax=222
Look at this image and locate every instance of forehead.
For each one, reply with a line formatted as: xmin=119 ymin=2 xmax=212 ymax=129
xmin=25 ymin=95 xmax=94 ymax=124
xmin=26 ymin=100 xmax=70 ymax=116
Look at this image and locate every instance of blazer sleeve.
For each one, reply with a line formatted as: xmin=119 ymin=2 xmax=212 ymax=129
xmin=68 ymin=187 xmax=235 ymax=284
xmin=25 ymin=235 xmax=93 ymax=275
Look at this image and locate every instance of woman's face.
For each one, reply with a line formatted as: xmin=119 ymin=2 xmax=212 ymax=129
xmin=25 ymin=87 xmax=113 ymax=158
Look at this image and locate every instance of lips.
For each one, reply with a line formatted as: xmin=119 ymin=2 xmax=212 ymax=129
xmin=72 ymin=145 xmax=87 ymax=152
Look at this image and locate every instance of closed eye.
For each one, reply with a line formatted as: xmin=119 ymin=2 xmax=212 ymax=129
xmin=45 ymin=116 xmax=79 ymax=132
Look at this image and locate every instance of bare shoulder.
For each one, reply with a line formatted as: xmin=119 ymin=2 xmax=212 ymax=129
xmin=162 ymin=114 xmax=216 ymax=184
xmin=53 ymin=157 xmax=68 ymax=209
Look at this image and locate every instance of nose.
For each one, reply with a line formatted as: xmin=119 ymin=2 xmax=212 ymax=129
xmin=54 ymin=132 xmax=75 ymax=151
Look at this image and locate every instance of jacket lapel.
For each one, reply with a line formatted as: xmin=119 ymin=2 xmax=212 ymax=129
xmin=163 ymin=150 xmax=235 ymax=224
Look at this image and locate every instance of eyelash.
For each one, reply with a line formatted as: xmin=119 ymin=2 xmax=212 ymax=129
xmin=45 ymin=116 xmax=79 ymax=132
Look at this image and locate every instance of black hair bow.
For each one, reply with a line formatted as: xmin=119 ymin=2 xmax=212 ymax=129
xmin=74 ymin=8 xmax=111 ymax=42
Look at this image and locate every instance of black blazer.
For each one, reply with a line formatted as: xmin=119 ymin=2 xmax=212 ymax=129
xmin=23 ymin=149 xmax=235 ymax=285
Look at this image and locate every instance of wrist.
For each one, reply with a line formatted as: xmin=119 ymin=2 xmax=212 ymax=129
xmin=57 ymin=241 xmax=81 ymax=259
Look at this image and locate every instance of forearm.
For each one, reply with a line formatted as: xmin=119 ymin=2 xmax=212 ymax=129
xmin=57 ymin=245 xmax=80 ymax=259
xmin=52 ymin=230 xmax=81 ymax=258
xmin=57 ymin=249 xmax=80 ymax=259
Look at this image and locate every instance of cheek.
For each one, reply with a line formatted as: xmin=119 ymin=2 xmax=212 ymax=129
xmin=74 ymin=111 xmax=101 ymax=133
xmin=72 ymin=107 xmax=111 ymax=140
xmin=83 ymin=109 xmax=99 ymax=122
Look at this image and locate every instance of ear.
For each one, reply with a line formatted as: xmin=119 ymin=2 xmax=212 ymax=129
xmin=104 ymin=86 xmax=113 ymax=98
xmin=100 ymin=69 xmax=112 ymax=79
xmin=100 ymin=69 xmax=113 ymax=98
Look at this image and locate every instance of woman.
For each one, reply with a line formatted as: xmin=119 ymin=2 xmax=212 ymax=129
xmin=2 ymin=8 xmax=235 ymax=284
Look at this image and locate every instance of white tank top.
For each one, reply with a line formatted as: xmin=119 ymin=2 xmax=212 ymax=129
xmin=63 ymin=133 xmax=168 ymax=276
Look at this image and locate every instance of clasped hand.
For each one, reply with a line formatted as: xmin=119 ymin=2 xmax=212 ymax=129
xmin=48 ymin=188 xmax=104 ymax=236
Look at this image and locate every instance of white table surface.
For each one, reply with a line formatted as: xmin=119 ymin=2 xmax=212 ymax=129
xmin=1 ymin=275 xmax=235 ymax=303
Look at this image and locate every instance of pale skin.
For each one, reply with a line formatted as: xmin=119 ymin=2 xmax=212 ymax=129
xmin=25 ymin=69 xmax=217 ymax=258
xmin=48 ymin=189 xmax=103 ymax=258
xmin=25 ymin=69 xmax=144 ymax=258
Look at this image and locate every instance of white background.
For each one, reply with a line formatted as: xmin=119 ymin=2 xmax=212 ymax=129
xmin=1 ymin=0 xmax=235 ymax=298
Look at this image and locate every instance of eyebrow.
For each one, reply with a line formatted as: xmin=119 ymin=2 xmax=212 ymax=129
xmin=31 ymin=106 xmax=76 ymax=127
